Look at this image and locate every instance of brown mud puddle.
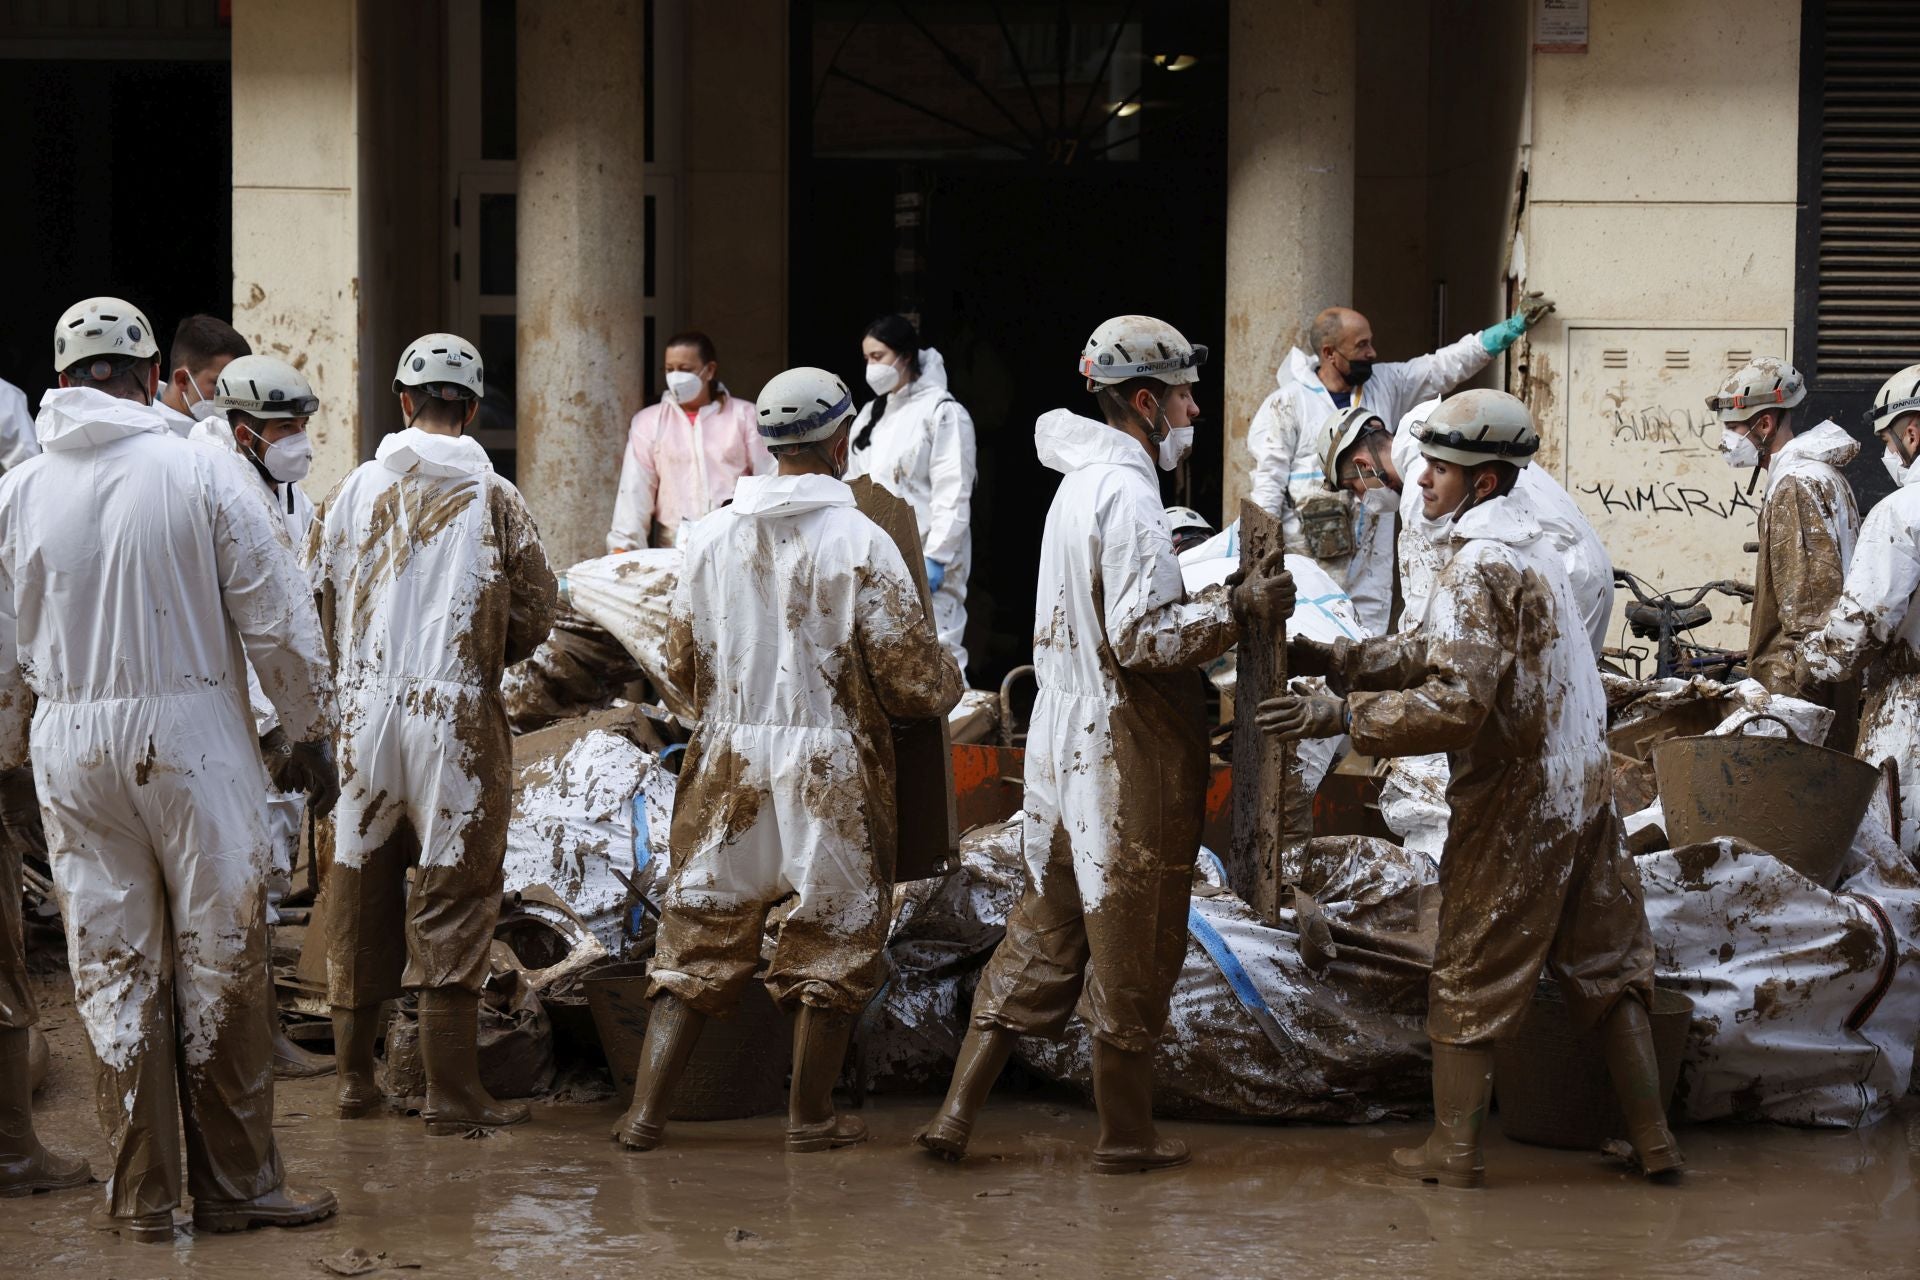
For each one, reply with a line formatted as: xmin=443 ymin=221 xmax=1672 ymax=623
xmin=10 ymin=993 xmax=1920 ymax=1278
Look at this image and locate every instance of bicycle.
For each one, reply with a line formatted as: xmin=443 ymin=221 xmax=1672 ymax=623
xmin=1605 ymin=570 xmax=1754 ymax=682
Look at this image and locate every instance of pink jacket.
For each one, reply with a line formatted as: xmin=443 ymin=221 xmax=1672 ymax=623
xmin=607 ymin=392 xmax=771 ymax=551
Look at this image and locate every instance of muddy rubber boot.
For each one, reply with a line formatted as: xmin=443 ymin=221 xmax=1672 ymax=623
xmin=191 ymin=1182 xmax=339 ymax=1233
xmin=1389 ymin=1041 xmax=1493 ymax=1189
xmin=1602 ymin=997 xmax=1685 ymax=1178
xmin=915 ymin=1025 xmax=1015 ymax=1160
xmin=417 ymin=988 xmax=530 ymax=1135
xmin=785 ymin=1006 xmax=867 ymax=1153
xmin=330 ymin=1005 xmax=383 ymax=1119
xmin=271 ymin=1020 xmax=335 ymax=1080
xmin=1090 ymin=1041 xmax=1189 ymax=1174
xmin=613 ymin=994 xmax=706 ymax=1151
xmin=88 ymin=1204 xmax=175 ymax=1243
xmin=0 ymin=1028 xmax=90 ymax=1198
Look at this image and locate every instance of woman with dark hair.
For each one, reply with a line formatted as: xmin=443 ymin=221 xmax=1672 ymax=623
xmin=847 ymin=314 xmax=978 ymax=672
xmin=608 ymin=329 xmax=770 ymax=551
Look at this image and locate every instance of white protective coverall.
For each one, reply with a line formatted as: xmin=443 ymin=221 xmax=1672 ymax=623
xmin=0 ymin=378 xmax=39 ymax=472
xmin=968 ymin=410 xmax=1237 ymax=1053
xmin=150 ymin=393 xmax=199 ymax=440
xmin=1804 ymin=459 xmax=1920 ymax=856
xmin=1394 ymin=400 xmax=1614 ymax=654
xmin=607 ymin=391 xmax=770 ymax=552
xmin=1248 ymin=336 xmax=1493 ymax=634
xmin=647 ymin=473 xmax=962 ymax=1015
xmin=310 ymin=427 xmax=557 ymax=1005
xmin=845 ymin=348 xmax=976 ymax=671
xmin=191 ymin=414 xmax=317 ymax=909
xmin=0 ymin=386 xmax=334 ymax=1218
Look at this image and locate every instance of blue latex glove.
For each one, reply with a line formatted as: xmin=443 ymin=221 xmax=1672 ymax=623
xmin=925 ymin=559 xmax=946 ymax=593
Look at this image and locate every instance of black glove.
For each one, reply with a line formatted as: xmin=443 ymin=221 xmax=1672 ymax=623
xmin=285 ymin=739 xmax=341 ymax=820
xmin=1288 ymin=636 xmax=1339 ymax=679
xmin=1255 ymin=693 xmax=1348 ymax=743
xmin=259 ymin=725 xmax=296 ymax=791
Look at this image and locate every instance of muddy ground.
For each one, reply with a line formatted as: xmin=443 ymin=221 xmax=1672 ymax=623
xmin=7 ymin=974 xmax=1919 ymax=1279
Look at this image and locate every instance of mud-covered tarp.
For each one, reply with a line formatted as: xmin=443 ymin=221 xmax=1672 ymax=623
xmin=503 ymin=725 xmax=676 ymax=950
xmin=1642 ymin=789 xmax=1920 ymax=1128
xmin=861 ymin=823 xmax=1437 ymax=1121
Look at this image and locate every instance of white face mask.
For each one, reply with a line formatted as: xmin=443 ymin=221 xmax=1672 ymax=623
xmin=664 ymin=370 xmax=703 ymax=404
xmin=1720 ymin=426 xmax=1760 ymax=470
xmin=1885 ymin=439 xmax=1919 ymax=487
xmin=190 ymin=398 xmax=226 ymax=422
xmin=865 ymin=360 xmax=903 ymax=396
xmin=245 ymin=425 xmax=314 ymax=483
xmin=1359 ymin=483 xmax=1399 ymax=514
xmin=1157 ymin=424 xmax=1193 ymax=472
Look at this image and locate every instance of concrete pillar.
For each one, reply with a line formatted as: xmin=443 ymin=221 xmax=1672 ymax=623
xmin=1221 ymin=0 xmax=1356 ymax=518
xmin=230 ymin=0 xmax=364 ymax=500
xmin=517 ymin=0 xmax=647 ymax=570
xmin=686 ymin=0 xmax=787 ymax=400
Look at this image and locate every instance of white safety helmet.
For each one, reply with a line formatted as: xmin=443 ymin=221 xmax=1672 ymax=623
xmin=1318 ymin=405 xmax=1390 ymax=491
xmin=1411 ymin=389 xmax=1539 ymax=468
xmin=1163 ymin=505 xmax=1212 ymax=536
xmin=54 ymin=296 xmax=158 ymax=374
xmin=216 ymin=354 xmax=319 ymax=419
xmin=1706 ymin=356 xmax=1806 ymax=425
xmin=393 ymin=332 xmax=484 ymax=400
xmin=755 ymin=367 xmax=856 ymax=445
xmin=1079 ymin=315 xmax=1207 ymax=386
xmin=1866 ymin=362 xmax=1920 ymax=436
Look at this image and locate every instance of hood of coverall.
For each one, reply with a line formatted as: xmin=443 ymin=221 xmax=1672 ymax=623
xmin=34 ymin=385 xmax=169 ymax=452
xmin=1034 ymin=408 xmax=1156 ymax=478
xmin=902 ymin=346 xmax=951 ymax=397
xmin=727 ymin=472 xmax=856 ymax=517
xmin=1282 ymin=345 xmax=1323 ymax=392
xmin=376 ymin=425 xmax=493 ymax=478
xmin=1766 ymin=419 xmax=1860 ymax=493
xmin=1445 ymin=487 xmax=1546 ymax=550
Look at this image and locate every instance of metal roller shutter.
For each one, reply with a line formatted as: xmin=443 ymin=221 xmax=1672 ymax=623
xmin=1815 ymin=0 xmax=1920 ymax=380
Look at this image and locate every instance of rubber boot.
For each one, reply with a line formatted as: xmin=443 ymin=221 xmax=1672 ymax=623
xmin=0 ymin=1028 xmax=90 ymax=1198
xmin=614 ymin=994 xmax=706 ymax=1151
xmin=1602 ymin=996 xmax=1685 ymax=1178
xmin=191 ymin=1182 xmax=339 ymax=1233
xmin=1090 ymin=1041 xmax=1189 ymax=1174
xmin=1389 ymin=1041 xmax=1493 ymax=1189
xmin=330 ymin=1006 xmax=383 ymax=1119
xmin=88 ymin=1205 xmax=175 ymax=1244
xmin=785 ymin=1006 xmax=867 ymax=1153
xmin=271 ymin=1020 xmax=335 ymax=1080
xmin=914 ymin=1025 xmax=1015 ymax=1160
xmin=417 ymin=988 xmax=530 ymax=1135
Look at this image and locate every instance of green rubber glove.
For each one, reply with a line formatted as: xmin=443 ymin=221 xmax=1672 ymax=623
xmin=1480 ymin=291 xmax=1556 ymax=354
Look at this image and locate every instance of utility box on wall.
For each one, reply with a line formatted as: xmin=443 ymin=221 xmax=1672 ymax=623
xmin=1540 ymin=325 xmax=1788 ymax=659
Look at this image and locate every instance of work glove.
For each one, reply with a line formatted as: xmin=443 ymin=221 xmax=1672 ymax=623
xmin=259 ymin=724 xmax=296 ymax=791
xmin=1255 ymin=693 xmax=1348 ymax=743
xmin=1232 ymin=565 xmax=1295 ymax=623
xmin=925 ymin=559 xmax=946 ymax=593
xmin=1479 ymin=291 xmax=1557 ymax=354
xmin=285 ymin=738 xmax=341 ymax=820
xmin=1287 ymin=635 xmax=1339 ymax=679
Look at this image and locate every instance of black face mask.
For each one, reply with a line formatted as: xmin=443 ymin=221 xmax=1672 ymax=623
xmin=1345 ymin=358 xmax=1375 ymax=387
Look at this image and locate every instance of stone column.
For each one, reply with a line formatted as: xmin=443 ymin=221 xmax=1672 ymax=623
xmin=1222 ymin=0 xmax=1356 ymax=517
xmin=230 ymin=0 xmax=364 ymax=500
xmin=517 ymin=0 xmax=648 ymax=569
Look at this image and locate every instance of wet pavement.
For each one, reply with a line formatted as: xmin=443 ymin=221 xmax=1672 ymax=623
xmin=8 ymin=1000 xmax=1920 ymax=1278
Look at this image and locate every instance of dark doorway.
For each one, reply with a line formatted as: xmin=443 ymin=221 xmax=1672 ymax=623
xmin=0 ymin=56 xmax=232 ymax=412
xmin=790 ymin=1 xmax=1229 ymax=688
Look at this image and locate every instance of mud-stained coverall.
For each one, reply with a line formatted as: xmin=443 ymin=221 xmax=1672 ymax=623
xmin=310 ymin=427 xmax=556 ymax=1005
xmin=968 ymin=410 xmax=1236 ymax=1053
xmin=0 ymin=387 xmax=336 ymax=1217
xmin=1328 ymin=489 xmax=1655 ymax=1045
xmin=1804 ymin=461 xmax=1920 ymax=857
xmin=647 ymin=473 xmax=961 ymax=1015
xmin=1749 ymin=421 xmax=1860 ymax=746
